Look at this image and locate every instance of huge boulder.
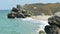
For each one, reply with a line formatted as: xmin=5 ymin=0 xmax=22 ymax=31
xmin=44 ymin=14 xmax=60 ymax=34
xmin=48 ymin=15 xmax=60 ymax=28
xmin=8 ymin=13 xmax=26 ymax=18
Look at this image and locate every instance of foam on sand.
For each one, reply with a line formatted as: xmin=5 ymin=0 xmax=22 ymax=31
xmin=22 ymin=17 xmax=49 ymax=32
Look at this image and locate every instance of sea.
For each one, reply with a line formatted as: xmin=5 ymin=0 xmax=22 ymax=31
xmin=0 ymin=10 xmax=48 ymax=34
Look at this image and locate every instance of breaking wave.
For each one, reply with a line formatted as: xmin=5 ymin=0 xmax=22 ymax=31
xmin=22 ymin=17 xmax=49 ymax=32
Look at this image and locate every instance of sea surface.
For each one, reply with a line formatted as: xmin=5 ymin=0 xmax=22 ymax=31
xmin=0 ymin=10 xmax=48 ymax=34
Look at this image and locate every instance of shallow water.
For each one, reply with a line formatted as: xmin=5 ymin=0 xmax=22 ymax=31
xmin=0 ymin=10 xmax=48 ymax=34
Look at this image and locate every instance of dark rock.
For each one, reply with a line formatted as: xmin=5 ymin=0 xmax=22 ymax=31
xmin=8 ymin=14 xmax=15 ymax=18
xmin=14 ymin=13 xmax=26 ymax=18
xmin=44 ymin=25 xmax=58 ymax=34
xmin=48 ymin=15 xmax=60 ymax=28
xmin=21 ymin=10 xmax=31 ymax=17
xmin=16 ymin=5 xmax=21 ymax=11
xmin=8 ymin=13 xmax=26 ymax=18
xmin=12 ymin=7 xmax=18 ymax=12
xmin=44 ymin=15 xmax=60 ymax=34
xmin=8 ymin=5 xmax=31 ymax=18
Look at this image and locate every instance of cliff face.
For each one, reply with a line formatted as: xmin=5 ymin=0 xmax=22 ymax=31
xmin=23 ymin=3 xmax=60 ymax=15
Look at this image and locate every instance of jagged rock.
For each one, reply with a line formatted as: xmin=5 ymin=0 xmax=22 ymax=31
xmin=12 ymin=7 xmax=18 ymax=12
xmin=8 ymin=5 xmax=31 ymax=18
xmin=44 ymin=15 xmax=60 ymax=34
xmin=8 ymin=14 xmax=26 ymax=18
xmin=8 ymin=13 xmax=15 ymax=18
xmin=48 ymin=15 xmax=60 ymax=28
xmin=21 ymin=10 xmax=31 ymax=17
xmin=44 ymin=25 xmax=58 ymax=34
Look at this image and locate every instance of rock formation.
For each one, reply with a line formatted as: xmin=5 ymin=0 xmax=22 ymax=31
xmin=44 ymin=15 xmax=60 ymax=34
xmin=8 ymin=5 xmax=30 ymax=18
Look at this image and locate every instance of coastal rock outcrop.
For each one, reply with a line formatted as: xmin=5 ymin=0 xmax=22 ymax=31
xmin=8 ymin=13 xmax=15 ymax=18
xmin=8 ymin=5 xmax=30 ymax=18
xmin=44 ymin=15 xmax=60 ymax=34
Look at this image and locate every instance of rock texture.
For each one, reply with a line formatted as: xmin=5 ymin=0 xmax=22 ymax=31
xmin=44 ymin=15 xmax=60 ymax=34
xmin=8 ymin=5 xmax=30 ymax=18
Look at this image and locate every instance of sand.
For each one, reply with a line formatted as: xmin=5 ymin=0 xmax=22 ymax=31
xmin=30 ymin=15 xmax=51 ymax=21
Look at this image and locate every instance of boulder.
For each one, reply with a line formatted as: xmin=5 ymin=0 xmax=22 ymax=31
xmin=44 ymin=25 xmax=58 ymax=34
xmin=8 ymin=5 xmax=31 ymax=18
xmin=44 ymin=15 xmax=60 ymax=34
xmin=8 ymin=14 xmax=15 ymax=18
xmin=48 ymin=15 xmax=60 ymax=28
xmin=14 ymin=13 xmax=26 ymax=18
xmin=8 ymin=13 xmax=26 ymax=18
xmin=12 ymin=7 xmax=18 ymax=12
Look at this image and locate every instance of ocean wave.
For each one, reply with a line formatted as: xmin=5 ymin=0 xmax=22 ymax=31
xmin=22 ymin=17 xmax=49 ymax=32
xmin=22 ymin=17 xmax=48 ymax=24
xmin=22 ymin=17 xmax=35 ymax=21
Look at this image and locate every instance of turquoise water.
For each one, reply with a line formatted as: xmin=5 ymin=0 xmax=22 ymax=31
xmin=0 ymin=10 xmax=41 ymax=34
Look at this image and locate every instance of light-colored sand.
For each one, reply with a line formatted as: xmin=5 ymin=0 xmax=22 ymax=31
xmin=30 ymin=15 xmax=51 ymax=32
xmin=30 ymin=15 xmax=51 ymax=21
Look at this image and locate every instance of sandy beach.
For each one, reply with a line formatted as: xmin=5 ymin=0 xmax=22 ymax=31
xmin=30 ymin=15 xmax=51 ymax=21
xmin=28 ymin=15 xmax=51 ymax=32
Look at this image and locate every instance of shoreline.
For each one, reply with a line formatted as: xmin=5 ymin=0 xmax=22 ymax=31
xmin=30 ymin=15 xmax=51 ymax=32
xmin=30 ymin=15 xmax=51 ymax=21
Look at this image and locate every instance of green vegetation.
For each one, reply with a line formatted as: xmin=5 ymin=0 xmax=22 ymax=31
xmin=23 ymin=3 xmax=60 ymax=15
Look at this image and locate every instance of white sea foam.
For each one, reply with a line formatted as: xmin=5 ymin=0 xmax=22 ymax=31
xmin=22 ymin=17 xmax=48 ymax=24
xmin=22 ymin=17 xmax=35 ymax=21
xmin=35 ymin=21 xmax=49 ymax=32
xmin=22 ymin=17 xmax=49 ymax=32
